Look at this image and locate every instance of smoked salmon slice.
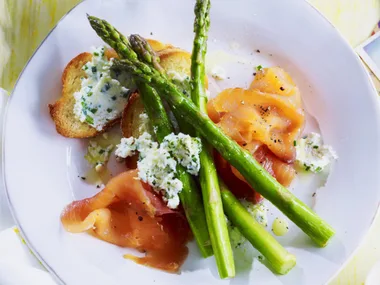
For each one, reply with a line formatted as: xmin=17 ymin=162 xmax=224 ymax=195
xmin=207 ymin=67 xmax=304 ymax=163
xmin=61 ymin=170 xmax=190 ymax=273
xmin=209 ymin=67 xmax=302 ymax=199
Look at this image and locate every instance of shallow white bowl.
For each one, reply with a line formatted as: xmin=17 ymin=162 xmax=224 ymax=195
xmin=3 ymin=0 xmax=380 ymax=284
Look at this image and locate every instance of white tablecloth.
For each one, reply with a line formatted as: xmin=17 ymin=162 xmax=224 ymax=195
xmin=0 ymin=88 xmax=56 ymax=284
xmin=0 ymin=88 xmax=12 ymax=232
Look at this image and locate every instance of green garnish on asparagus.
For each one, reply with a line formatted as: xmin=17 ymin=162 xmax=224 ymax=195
xmin=190 ymin=0 xmax=235 ymax=278
xmin=87 ymin=15 xmax=213 ymax=258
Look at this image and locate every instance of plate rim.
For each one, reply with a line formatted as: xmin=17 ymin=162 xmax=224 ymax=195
xmin=2 ymin=0 xmax=380 ymax=284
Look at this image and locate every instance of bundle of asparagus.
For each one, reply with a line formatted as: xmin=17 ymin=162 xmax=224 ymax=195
xmin=86 ymin=0 xmax=335 ymax=278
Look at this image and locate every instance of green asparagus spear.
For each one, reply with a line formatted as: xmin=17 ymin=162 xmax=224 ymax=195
xmin=87 ymin=16 xmax=213 ymax=257
xmin=219 ymin=180 xmax=296 ymax=274
xmin=138 ymin=83 xmax=213 ymax=257
xmin=190 ymin=0 xmax=234 ymax=278
xmin=87 ymin=15 xmax=335 ymax=247
xmin=112 ymin=58 xmax=335 ymax=247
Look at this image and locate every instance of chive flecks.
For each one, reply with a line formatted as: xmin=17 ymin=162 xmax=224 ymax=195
xmin=86 ymin=115 xmax=94 ymax=125
xmin=256 ymin=65 xmax=263 ymax=71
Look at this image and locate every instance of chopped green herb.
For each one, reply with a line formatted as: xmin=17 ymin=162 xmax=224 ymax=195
xmin=315 ymin=166 xmax=322 ymax=172
xmin=305 ymin=165 xmax=311 ymax=171
xmin=85 ymin=115 xmax=94 ymax=125
xmin=91 ymin=66 xmax=97 ymax=73
xmin=293 ymin=140 xmax=297 ymax=146
xmin=99 ymin=149 xmax=105 ymax=154
xmin=93 ymin=52 xmax=99 ymax=56
xmin=256 ymin=65 xmax=263 ymax=71
xmin=87 ymin=92 xmax=93 ymax=97
xmin=313 ymin=145 xmax=319 ymax=149
xmin=111 ymin=96 xmax=117 ymax=101
xmin=101 ymin=82 xmax=111 ymax=92
xmin=107 ymin=108 xmax=113 ymax=113
xmin=90 ymin=108 xmax=98 ymax=114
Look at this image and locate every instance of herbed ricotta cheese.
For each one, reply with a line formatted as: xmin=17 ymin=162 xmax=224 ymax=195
xmin=115 ymin=132 xmax=202 ymax=209
xmin=295 ymin=132 xmax=338 ymax=173
xmin=73 ymin=46 xmax=131 ymax=131
xmin=162 ymin=133 xmax=202 ymax=175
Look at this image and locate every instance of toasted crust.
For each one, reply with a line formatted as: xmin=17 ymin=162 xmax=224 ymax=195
xmin=49 ymin=52 xmax=119 ymax=138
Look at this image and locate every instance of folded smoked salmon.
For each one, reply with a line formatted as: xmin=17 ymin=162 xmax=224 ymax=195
xmin=208 ymin=67 xmax=305 ymax=199
xmin=61 ymin=170 xmax=191 ymax=273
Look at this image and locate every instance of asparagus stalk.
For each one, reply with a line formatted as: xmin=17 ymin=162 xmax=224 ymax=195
xmin=138 ymin=83 xmax=213 ymax=258
xmin=219 ymin=180 xmax=296 ymax=274
xmin=190 ymin=0 xmax=235 ymax=279
xmin=87 ymin=16 xmax=213 ymax=257
xmin=87 ymin=16 xmax=335 ymax=247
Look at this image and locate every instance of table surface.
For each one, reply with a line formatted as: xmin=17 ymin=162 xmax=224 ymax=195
xmin=0 ymin=0 xmax=379 ymax=284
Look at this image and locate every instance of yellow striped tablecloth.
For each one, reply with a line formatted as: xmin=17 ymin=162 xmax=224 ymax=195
xmin=0 ymin=0 xmax=379 ymax=284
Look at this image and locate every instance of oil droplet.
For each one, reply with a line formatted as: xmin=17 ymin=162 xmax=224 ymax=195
xmin=272 ymin=217 xmax=289 ymax=236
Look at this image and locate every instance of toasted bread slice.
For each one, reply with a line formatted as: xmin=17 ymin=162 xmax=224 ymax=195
xmin=49 ymin=50 xmax=120 ymax=138
xmin=158 ymin=47 xmax=208 ymax=87
xmin=158 ymin=48 xmax=191 ymax=80
xmin=147 ymin=39 xmax=173 ymax=53
xmin=49 ymin=40 xmax=192 ymax=139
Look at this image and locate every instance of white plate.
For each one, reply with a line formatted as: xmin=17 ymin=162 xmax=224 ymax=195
xmin=3 ymin=0 xmax=380 ymax=284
